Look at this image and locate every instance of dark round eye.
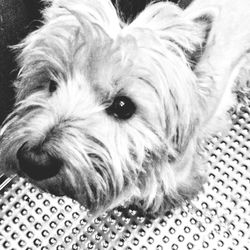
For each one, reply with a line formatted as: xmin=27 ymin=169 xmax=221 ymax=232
xmin=106 ymin=96 xmax=136 ymax=120
xmin=49 ymin=80 xmax=58 ymax=93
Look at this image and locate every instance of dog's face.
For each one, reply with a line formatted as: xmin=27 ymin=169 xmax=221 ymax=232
xmin=0 ymin=0 xmax=210 ymax=213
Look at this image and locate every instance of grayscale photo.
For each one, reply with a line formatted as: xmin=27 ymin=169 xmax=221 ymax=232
xmin=0 ymin=0 xmax=249 ymax=249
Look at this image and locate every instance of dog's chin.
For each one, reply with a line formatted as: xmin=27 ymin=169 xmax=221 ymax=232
xmin=29 ymin=171 xmax=111 ymax=212
xmin=28 ymin=173 xmax=83 ymax=203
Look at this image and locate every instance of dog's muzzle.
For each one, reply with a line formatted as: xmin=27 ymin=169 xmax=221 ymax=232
xmin=17 ymin=144 xmax=62 ymax=181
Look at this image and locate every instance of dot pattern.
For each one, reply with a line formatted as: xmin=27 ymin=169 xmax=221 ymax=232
xmin=1 ymin=106 xmax=250 ymax=250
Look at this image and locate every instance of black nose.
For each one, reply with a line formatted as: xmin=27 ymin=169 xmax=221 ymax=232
xmin=17 ymin=145 xmax=62 ymax=181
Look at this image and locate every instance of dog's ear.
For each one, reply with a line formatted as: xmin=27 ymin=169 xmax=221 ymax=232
xmin=182 ymin=2 xmax=219 ymax=70
xmin=129 ymin=1 xmax=217 ymax=69
xmin=44 ymin=0 xmax=121 ymax=39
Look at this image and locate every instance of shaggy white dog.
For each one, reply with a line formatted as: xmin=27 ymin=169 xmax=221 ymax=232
xmin=0 ymin=0 xmax=249 ymax=214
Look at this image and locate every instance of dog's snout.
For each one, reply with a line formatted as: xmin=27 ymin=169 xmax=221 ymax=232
xmin=17 ymin=145 xmax=62 ymax=181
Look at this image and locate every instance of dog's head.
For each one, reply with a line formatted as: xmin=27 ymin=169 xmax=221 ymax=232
xmin=0 ymin=0 xmax=213 ymax=213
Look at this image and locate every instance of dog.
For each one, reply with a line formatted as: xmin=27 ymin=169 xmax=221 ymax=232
xmin=0 ymin=0 xmax=250 ymax=215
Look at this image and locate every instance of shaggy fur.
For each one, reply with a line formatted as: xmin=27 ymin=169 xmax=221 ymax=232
xmin=0 ymin=0 xmax=250 ymax=214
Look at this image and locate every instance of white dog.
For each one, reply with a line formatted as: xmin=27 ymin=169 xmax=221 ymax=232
xmin=0 ymin=0 xmax=249 ymax=214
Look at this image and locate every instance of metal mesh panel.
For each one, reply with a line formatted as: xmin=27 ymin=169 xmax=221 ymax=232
xmin=0 ymin=104 xmax=250 ymax=249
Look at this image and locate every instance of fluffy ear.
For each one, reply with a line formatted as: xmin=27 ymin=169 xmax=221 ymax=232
xmin=43 ymin=0 xmax=121 ymax=39
xmin=182 ymin=1 xmax=220 ymax=69
xmin=129 ymin=1 xmax=217 ymax=69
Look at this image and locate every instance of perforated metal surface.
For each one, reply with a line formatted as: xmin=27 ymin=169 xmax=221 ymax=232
xmin=0 ymin=105 xmax=250 ymax=250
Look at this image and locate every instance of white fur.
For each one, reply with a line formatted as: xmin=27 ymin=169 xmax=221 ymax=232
xmin=0 ymin=0 xmax=250 ymax=214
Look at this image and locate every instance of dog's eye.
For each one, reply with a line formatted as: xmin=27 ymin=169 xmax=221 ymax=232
xmin=106 ymin=96 xmax=136 ymax=120
xmin=49 ymin=80 xmax=58 ymax=93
